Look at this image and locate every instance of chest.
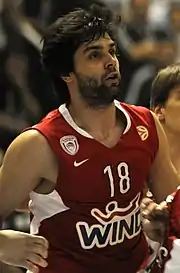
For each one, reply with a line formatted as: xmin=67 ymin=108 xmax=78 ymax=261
xmin=56 ymin=132 xmax=153 ymax=207
xmin=90 ymin=124 xmax=124 ymax=149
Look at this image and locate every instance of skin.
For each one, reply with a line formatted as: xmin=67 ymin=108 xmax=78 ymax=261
xmin=154 ymin=85 xmax=180 ymax=173
xmin=0 ymin=35 xmax=180 ymax=272
xmin=142 ymin=84 xmax=180 ymax=243
xmin=0 ymin=230 xmax=49 ymax=273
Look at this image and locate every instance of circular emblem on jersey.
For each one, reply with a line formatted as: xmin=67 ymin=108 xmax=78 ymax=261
xmin=136 ymin=125 xmax=149 ymax=141
xmin=60 ymin=135 xmax=79 ymax=155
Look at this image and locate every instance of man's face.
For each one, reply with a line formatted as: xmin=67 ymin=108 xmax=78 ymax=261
xmin=72 ymin=34 xmax=121 ymax=108
xmin=163 ymin=86 xmax=180 ymax=134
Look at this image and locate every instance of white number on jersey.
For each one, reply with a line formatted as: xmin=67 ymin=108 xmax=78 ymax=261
xmin=104 ymin=162 xmax=130 ymax=197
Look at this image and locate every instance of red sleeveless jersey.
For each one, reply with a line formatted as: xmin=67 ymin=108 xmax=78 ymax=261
xmin=28 ymin=101 xmax=158 ymax=273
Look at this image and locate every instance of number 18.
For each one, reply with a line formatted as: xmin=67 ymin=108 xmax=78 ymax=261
xmin=104 ymin=162 xmax=130 ymax=197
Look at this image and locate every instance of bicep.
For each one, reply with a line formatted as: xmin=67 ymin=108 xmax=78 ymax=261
xmin=148 ymin=112 xmax=180 ymax=202
xmin=0 ymin=131 xmax=47 ymax=218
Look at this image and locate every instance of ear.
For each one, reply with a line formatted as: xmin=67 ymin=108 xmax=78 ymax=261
xmin=61 ymin=73 xmax=73 ymax=83
xmin=153 ymin=105 xmax=165 ymax=123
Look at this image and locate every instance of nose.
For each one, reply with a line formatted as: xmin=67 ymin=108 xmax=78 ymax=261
xmin=105 ymin=54 xmax=117 ymax=70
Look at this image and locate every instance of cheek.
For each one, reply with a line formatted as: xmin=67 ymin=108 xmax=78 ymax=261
xmin=165 ymin=106 xmax=180 ymax=127
xmin=76 ymin=62 xmax=103 ymax=75
xmin=115 ymin=59 xmax=120 ymax=73
xmin=116 ymin=59 xmax=119 ymax=68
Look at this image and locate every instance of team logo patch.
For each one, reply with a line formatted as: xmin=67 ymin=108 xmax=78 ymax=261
xmin=60 ymin=135 xmax=79 ymax=155
xmin=136 ymin=125 xmax=149 ymax=141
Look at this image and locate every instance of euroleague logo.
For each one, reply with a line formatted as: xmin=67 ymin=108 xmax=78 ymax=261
xmin=136 ymin=125 xmax=149 ymax=141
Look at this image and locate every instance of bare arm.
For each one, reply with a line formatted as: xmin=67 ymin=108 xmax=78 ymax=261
xmin=148 ymin=112 xmax=180 ymax=203
xmin=0 ymin=229 xmax=49 ymax=272
xmin=0 ymin=130 xmax=55 ymax=219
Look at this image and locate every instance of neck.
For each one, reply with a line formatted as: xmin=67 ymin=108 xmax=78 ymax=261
xmin=163 ymin=125 xmax=180 ymax=172
xmin=68 ymin=99 xmax=117 ymax=139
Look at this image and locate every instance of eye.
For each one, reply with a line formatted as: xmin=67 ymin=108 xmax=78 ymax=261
xmin=109 ymin=48 xmax=116 ymax=56
xmin=88 ymin=51 xmax=101 ymax=60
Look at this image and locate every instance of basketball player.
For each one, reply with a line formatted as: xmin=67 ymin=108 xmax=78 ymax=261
xmin=151 ymin=64 xmax=180 ymax=174
xmin=0 ymin=4 xmax=180 ymax=273
xmin=141 ymin=64 xmax=180 ymax=272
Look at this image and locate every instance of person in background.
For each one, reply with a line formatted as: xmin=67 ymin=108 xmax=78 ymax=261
xmin=116 ymin=0 xmax=175 ymax=108
xmin=142 ymin=64 xmax=180 ymax=272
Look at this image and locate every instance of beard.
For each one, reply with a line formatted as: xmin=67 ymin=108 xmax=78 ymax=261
xmin=75 ymin=70 xmax=121 ymax=108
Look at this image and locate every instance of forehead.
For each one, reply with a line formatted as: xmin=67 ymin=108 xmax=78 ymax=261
xmin=76 ymin=34 xmax=115 ymax=55
xmin=168 ymin=85 xmax=180 ymax=100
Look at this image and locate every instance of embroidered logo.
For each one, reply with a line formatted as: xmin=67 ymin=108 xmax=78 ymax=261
xmin=74 ymin=159 xmax=89 ymax=167
xmin=60 ymin=135 xmax=79 ymax=155
xmin=136 ymin=125 xmax=149 ymax=141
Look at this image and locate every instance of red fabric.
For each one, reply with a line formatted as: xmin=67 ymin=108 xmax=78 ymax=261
xmin=27 ymin=102 xmax=159 ymax=273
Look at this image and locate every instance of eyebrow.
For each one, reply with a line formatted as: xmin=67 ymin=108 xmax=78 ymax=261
xmin=83 ymin=42 xmax=116 ymax=54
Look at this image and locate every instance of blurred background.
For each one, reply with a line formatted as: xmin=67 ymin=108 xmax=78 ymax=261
xmin=0 ymin=0 xmax=180 ymax=272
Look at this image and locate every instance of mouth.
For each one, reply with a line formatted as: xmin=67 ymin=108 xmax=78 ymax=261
xmin=105 ymin=72 xmax=119 ymax=81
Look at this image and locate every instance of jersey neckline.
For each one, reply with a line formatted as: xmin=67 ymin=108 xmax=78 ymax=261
xmin=58 ymin=100 xmax=131 ymax=139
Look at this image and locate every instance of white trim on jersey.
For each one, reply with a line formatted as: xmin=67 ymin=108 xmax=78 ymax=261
xmin=58 ymin=100 xmax=131 ymax=137
xmin=29 ymin=190 xmax=70 ymax=235
xmin=114 ymin=100 xmax=131 ymax=134
xmin=59 ymin=103 xmax=93 ymax=138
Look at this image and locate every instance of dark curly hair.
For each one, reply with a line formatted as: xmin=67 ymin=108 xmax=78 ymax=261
xmin=41 ymin=3 xmax=117 ymax=104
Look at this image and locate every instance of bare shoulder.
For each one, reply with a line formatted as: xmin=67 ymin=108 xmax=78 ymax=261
xmin=6 ymin=129 xmax=51 ymax=155
xmin=10 ymin=129 xmax=48 ymax=146
xmin=2 ymin=129 xmax=55 ymax=175
xmin=0 ymin=130 xmax=57 ymax=217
